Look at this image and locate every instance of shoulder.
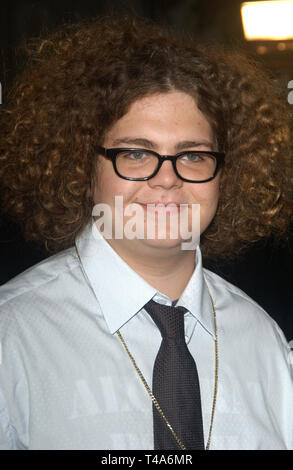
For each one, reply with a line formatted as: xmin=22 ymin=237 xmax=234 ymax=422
xmin=204 ymin=267 xmax=272 ymax=319
xmin=0 ymin=246 xmax=79 ymax=321
xmin=203 ymin=267 xmax=291 ymax=355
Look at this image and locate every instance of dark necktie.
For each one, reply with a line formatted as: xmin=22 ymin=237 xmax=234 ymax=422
xmin=144 ymin=299 xmax=205 ymax=450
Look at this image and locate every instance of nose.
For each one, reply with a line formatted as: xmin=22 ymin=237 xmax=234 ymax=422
xmin=147 ymin=159 xmax=183 ymax=189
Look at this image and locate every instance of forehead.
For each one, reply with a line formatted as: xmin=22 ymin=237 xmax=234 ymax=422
xmin=103 ymin=91 xmax=214 ymax=148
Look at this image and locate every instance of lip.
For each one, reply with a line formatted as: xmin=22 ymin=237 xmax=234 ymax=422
xmin=139 ymin=202 xmax=187 ymax=213
xmin=139 ymin=201 xmax=185 ymax=206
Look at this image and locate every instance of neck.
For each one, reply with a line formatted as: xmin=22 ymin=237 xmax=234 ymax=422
xmin=106 ymin=239 xmax=196 ymax=300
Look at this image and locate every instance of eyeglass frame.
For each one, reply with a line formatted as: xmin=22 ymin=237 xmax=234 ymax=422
xmin=96 ymin=145 xmax=225 ymax=183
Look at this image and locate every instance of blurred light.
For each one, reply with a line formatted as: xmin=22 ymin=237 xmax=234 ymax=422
xmin=256 ymin=45 xmax=268 ymax=54
xmin=277 ymin=42 xmax=287 ymax=50
xmin=241 ymin=1 xmax=293 ymax=40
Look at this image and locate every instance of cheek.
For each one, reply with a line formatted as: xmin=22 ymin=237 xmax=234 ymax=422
xmin=93 ymin=160 xmax=113 ymax=204
xmin=190 ymin=178 xmax=220 ymax=206
xmin=93 ymin=160 xmax=141 ymax=205
xmin=207 ymin=184 xmax=220 ymax=208
xmin=192 ymin=180 xmax=220 ymax=232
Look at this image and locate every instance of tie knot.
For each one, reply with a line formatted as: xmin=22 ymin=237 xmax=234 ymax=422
xmin=144 ymin=299 xmax=188 ymax=341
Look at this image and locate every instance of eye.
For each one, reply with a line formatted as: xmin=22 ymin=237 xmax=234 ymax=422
xmin=180 ymin=152 xmax=203 ymax=162
xmin=124 ymin=151 xmax=148 ymax=160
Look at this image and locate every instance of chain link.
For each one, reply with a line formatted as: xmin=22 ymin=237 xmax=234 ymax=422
xmin=117 ymin=290 xmax=218 ymax=451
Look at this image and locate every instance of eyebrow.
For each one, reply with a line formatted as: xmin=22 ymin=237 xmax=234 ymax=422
xmin=110 ymin=137 xmax=214 ymax=151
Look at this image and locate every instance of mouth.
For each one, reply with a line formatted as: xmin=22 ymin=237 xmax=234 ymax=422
xmin=138 ymin=202 xmax=187 ymax=214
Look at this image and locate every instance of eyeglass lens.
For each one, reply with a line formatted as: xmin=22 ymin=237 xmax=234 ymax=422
xmin=115 ymin=150 xmax=217 ymax=181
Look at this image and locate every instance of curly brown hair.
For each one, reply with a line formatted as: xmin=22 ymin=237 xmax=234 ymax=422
xmin=0 ymin=14 xmax=292 ymax=259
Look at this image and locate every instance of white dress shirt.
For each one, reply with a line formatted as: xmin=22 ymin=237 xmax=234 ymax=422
xmin=0 ymin=220 xmax=292 ymax=450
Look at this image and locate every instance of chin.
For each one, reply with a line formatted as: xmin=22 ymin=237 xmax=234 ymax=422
xmin=138 ymin=237 xmax=190 ymax=252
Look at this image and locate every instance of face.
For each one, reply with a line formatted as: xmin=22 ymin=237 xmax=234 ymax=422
xmin=93 ymin=91 xmax=220 ymax=258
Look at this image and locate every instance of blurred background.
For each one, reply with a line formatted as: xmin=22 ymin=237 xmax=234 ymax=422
xmin=0 ymin=0 xmax=292 ymax=341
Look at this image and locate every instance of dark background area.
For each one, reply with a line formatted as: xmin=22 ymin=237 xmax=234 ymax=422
xmin=0 ymin=0 xmax=292 ymax=341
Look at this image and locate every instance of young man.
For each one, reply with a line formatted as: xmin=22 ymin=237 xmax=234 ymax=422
xmin=0 ymin=15 xmax=292 ymax=450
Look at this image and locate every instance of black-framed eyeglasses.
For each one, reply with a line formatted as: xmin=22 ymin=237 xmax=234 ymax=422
xmin=96 ymin=146 xmax=225 ymax=183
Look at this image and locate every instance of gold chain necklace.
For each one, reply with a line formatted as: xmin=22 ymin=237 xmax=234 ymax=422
xmin=117 ymin=293 xmax=218 ymax=451
xmin=75 ymin=244 xmax=218 ymax=450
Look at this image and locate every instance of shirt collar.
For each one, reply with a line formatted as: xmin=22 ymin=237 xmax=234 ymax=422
xmin=75 ymin=219 xmax=215 ymax=339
